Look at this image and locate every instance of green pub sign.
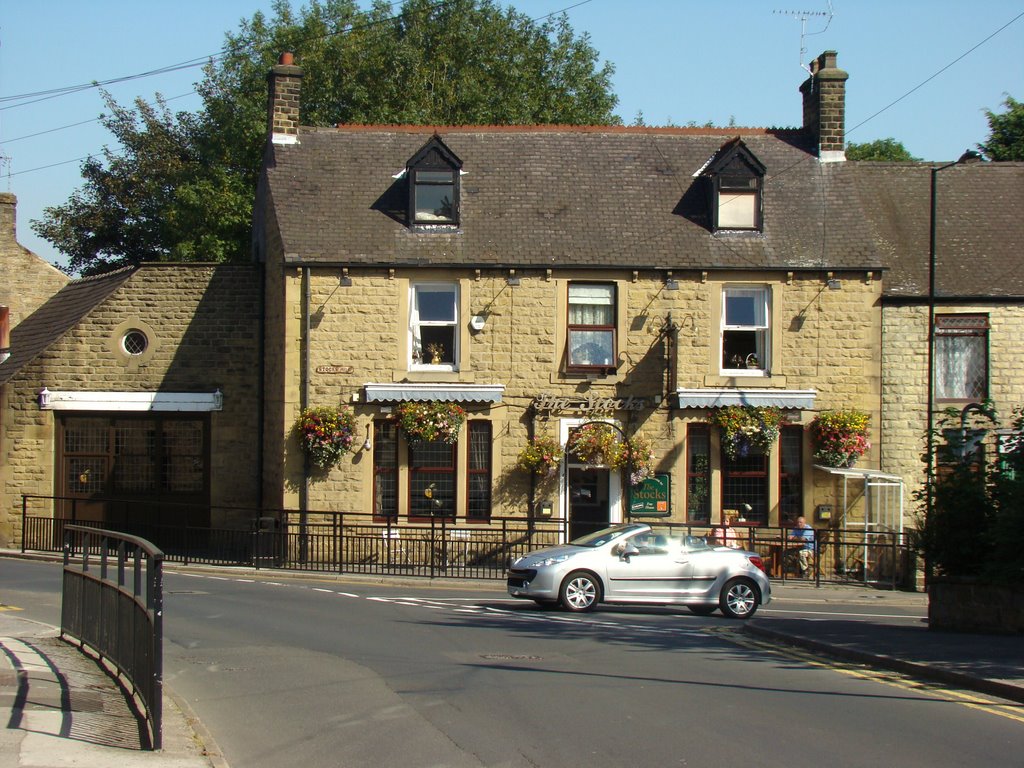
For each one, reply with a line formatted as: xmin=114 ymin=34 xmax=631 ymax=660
xmin=628 ymin=473 xmax=671 ymax=517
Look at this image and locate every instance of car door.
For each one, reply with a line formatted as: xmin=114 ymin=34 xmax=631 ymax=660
xmin=603 ymin=532 xmax=693 ymax=602
xmin=676 ymin=538 xmax=728 ymax=599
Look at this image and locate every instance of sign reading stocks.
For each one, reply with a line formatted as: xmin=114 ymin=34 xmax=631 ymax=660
xmin=533 ymin=393 xmax=670 ymax=517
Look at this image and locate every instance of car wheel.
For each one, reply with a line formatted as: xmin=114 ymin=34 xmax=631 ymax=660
xmin=719 ymin=578 xmax=759 ymax=619
xmin=559 ymin=571 xmax=601 ymax=612
xmin=687 ymin=604 xmax=718 ymax=616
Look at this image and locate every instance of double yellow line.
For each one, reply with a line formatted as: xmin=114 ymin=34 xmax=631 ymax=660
xmin=709 ymin=627 xmax=1024 ymax=726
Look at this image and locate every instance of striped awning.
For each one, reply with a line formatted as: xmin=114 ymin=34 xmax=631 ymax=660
xmin=364 ymin=383 xmax=504 ymax=404
xmin=674 ymin=388 xmax=816 ymax=410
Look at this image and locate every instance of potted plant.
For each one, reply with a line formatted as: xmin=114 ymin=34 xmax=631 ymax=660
xmin=395 ymin=401 xmax=466 ymax=444
xmin=710 ymin=405 xmax=784 ymax=459
xmin=566 ymin=422 xmax=624 ymax=467
xmin=516 ymin=436 xmax=564 ymax=477
xmin=620 ymin=434 xmax=656 ymax=486
xmin=296 ymin=404 xmax=357 ymax=469
xmin=810 ymin=409 xmax=870 ymax=468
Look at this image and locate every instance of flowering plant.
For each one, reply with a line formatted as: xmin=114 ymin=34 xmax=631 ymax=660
xmin=296 ymin=405 xmax=357 ymax=469
xmin=710 ymin=405 xmax=784 ymax=459
xmin=516 ymin=436 xmax=564 ymax=477
xmin=566 ymin=422 xmax=624 ymax=467
xmin=395 ymin=401 xmax=466 ymax=444
xmin=620 ymin=434 xmax=656 ymax=486
xmin=811 ymin=409 xmax=871 ymax=467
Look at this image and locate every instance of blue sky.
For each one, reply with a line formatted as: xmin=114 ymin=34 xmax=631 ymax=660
xmin=2 ymin=0 xmax=1022 ymax=272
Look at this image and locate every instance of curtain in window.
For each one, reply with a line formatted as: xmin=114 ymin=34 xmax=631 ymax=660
xmin=936 ymin=335 xmax=985 ymax=399
xmin=569 ymin=285 xmax=614 ymax=326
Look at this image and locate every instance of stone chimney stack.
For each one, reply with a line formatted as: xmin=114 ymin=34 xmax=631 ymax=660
xmin=0 ymin=192 xmax=16 ymax=243
xmin=800 ymin=50 xmax=848 ymax=162
xmin=267 ymin=52 xmax=303 ymax=145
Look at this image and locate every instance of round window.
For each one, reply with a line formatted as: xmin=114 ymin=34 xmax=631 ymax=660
xmin=122 ymin=329 xmax=149 ymax=356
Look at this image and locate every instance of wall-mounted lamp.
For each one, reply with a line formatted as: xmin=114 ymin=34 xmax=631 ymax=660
xmin=826 ymin=277 xmax=841 ymax=290
xmin=664 ymin=271 xmax=679 ymax=291
xmin=362 ymin=423 xmax=372 ymax=452
xmin=340 ymin=267 xmax=352 ymax=287
xmin=38 ymin=387 xmax=50 ymax=409
xmin=506 ymin=269 xmax=521 ymax=286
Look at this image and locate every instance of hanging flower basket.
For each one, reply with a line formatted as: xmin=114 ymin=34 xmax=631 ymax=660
xmin=566 ymin=422 xmax=624 ymax=467
xmin=296 ymin=405 xmax=357 ymax=469
xmin=395 ymin=401 xmax=466 ymax=444
xmin=710 ymin=405 xmax=784 ymax=460
xmin=620 ymin=434 xmax=656 ymax=486
xmin=516 ymin=436 xmax=564 ymax=477
xmin=811 ymin=409 xmax=871 ymax=467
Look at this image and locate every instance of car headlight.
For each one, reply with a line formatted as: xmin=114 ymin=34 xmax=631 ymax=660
xmin=527 ymin=553 xmax=573 ymax=568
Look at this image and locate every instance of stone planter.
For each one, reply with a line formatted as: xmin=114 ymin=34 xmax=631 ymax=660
xmin=928 ymin=577 xmax=1024 ymax=634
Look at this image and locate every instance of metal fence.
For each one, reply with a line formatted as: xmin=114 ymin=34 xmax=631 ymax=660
xmin=24 ymin=494 xmax=915 ymax=589
xmin=61 ymin=524 xmax=164 ymax=750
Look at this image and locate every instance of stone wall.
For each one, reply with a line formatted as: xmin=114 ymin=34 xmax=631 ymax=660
xmin=0 ymin=193 xmax=69 ymax=328
xmin=0 ymin=264 xmax=262 ymax=546
xmin=882 ymin=303 xmax=1024 ymax=530
xmin=929 ymin=578 xmax=1024 ymax=634
xmin=281 ymin=265 xmax=883 ymax=526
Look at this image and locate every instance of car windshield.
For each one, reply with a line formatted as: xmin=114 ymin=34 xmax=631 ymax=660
xmin=569 ymin=526 xmax=643 ymax=548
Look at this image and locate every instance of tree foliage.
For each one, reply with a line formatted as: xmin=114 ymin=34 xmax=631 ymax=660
xmin=845 ymin=138 xmax=919 ymax=162
xmin=34 ymin=0 xmax=619 ymax=275
xmin=978 ymin=94 xmax=1024 ymax=161
xmin=914 ymin=407 xmax=1024 ymax=581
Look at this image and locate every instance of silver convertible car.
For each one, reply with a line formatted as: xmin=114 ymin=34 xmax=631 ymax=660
xmin=507 ymin=523 xmax=771 ymax=619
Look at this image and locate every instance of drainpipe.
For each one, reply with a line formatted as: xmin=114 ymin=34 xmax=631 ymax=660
xmin=300 ymin=267 xmax=311 ymax=560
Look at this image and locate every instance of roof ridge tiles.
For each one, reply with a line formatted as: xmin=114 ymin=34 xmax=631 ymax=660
xmin=308 ymin=123 xmax=805 ymax=137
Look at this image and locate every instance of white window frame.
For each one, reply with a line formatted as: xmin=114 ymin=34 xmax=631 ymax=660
xmin=409 ymin=283 xmax=460 ymax=371
xmin=721 ymin=286 xmax=770 ymax=375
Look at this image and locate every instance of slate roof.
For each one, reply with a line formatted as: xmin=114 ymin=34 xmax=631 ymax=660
xmin=846 ymin=161 xmax=1024 ymax=299
xmin=262 ymin=124 xmax=886 ymax=273
xmin=0 ymin=267 xmax=135 ymax=385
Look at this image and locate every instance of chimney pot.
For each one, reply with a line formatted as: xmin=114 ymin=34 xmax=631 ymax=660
xmin=279 ymin=51 xmax=294 ymax=66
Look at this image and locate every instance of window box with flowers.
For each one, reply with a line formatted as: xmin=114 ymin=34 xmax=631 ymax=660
xmin=395 ymin=401 xmax=466 ymax=444
xmin=811 ymin=409 xmax=870 ymax=468
xmin=710 ymin=405 xmax=784 ymax=459
xmin=296 ymin=405 xmax=357 ymax=469
xmin=516 ymin=436 xmax=564 ymax=478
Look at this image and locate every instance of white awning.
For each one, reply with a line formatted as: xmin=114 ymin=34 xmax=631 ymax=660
xmin=675 ymin=388 xmax=816 ymax=410
xmin=364 ymin=383 xmax=504 ymax=404
xmin=38 ymin=389 xmax=223 ymax=412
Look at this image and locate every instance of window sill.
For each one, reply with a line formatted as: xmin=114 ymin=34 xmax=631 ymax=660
xmin=703 ymin=374 xmax=788 ymax=388
xmin=552 ymin=370 xmax=625 ymax=385
xmin=397 ymin=370 xmax=477 ymax=383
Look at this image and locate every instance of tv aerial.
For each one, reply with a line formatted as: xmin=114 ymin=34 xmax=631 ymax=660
xmin=774 ymin=2 xmax=835 ymax=75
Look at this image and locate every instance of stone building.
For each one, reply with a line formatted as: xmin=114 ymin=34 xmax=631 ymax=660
xmin=254 ymin=50 xmax=893 ymax=546
xmin=0 ymin=242 xmax=263 ymax=546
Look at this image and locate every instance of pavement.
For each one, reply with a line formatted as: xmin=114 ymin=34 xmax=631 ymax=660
xmin=0 ymin=565 xmax=1021 ymax=768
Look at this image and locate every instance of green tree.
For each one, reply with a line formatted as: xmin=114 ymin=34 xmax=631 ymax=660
xmin=845 ymin=138 xmax=919 ymax=161
xmin=978 ymin=94 xmax=1024 ymax=161
xmin=34 ymin=0 xmax=619 ymax=275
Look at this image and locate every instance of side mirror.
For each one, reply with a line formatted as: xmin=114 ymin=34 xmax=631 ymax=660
xmin=620 ymin=543 xmax=640 ymax=560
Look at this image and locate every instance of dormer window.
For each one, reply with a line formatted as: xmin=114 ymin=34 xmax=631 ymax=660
xmin=703 ymin=138 xmax=765 ymax=231
xmin=407 ymin=135 xmax=461 ymax=227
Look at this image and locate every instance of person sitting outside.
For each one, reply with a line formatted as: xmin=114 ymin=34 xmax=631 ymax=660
xmin=789 ymin=516 xmax=816 ymax=577
xmin=710 ymin=511 xmax=741 ymax=548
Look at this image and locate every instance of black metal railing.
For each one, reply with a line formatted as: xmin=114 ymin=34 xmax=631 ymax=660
xmin=61 ymin=525 xmax=164 ymax=750
xmin=24 ymin=494 xmax=915 ymax=589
